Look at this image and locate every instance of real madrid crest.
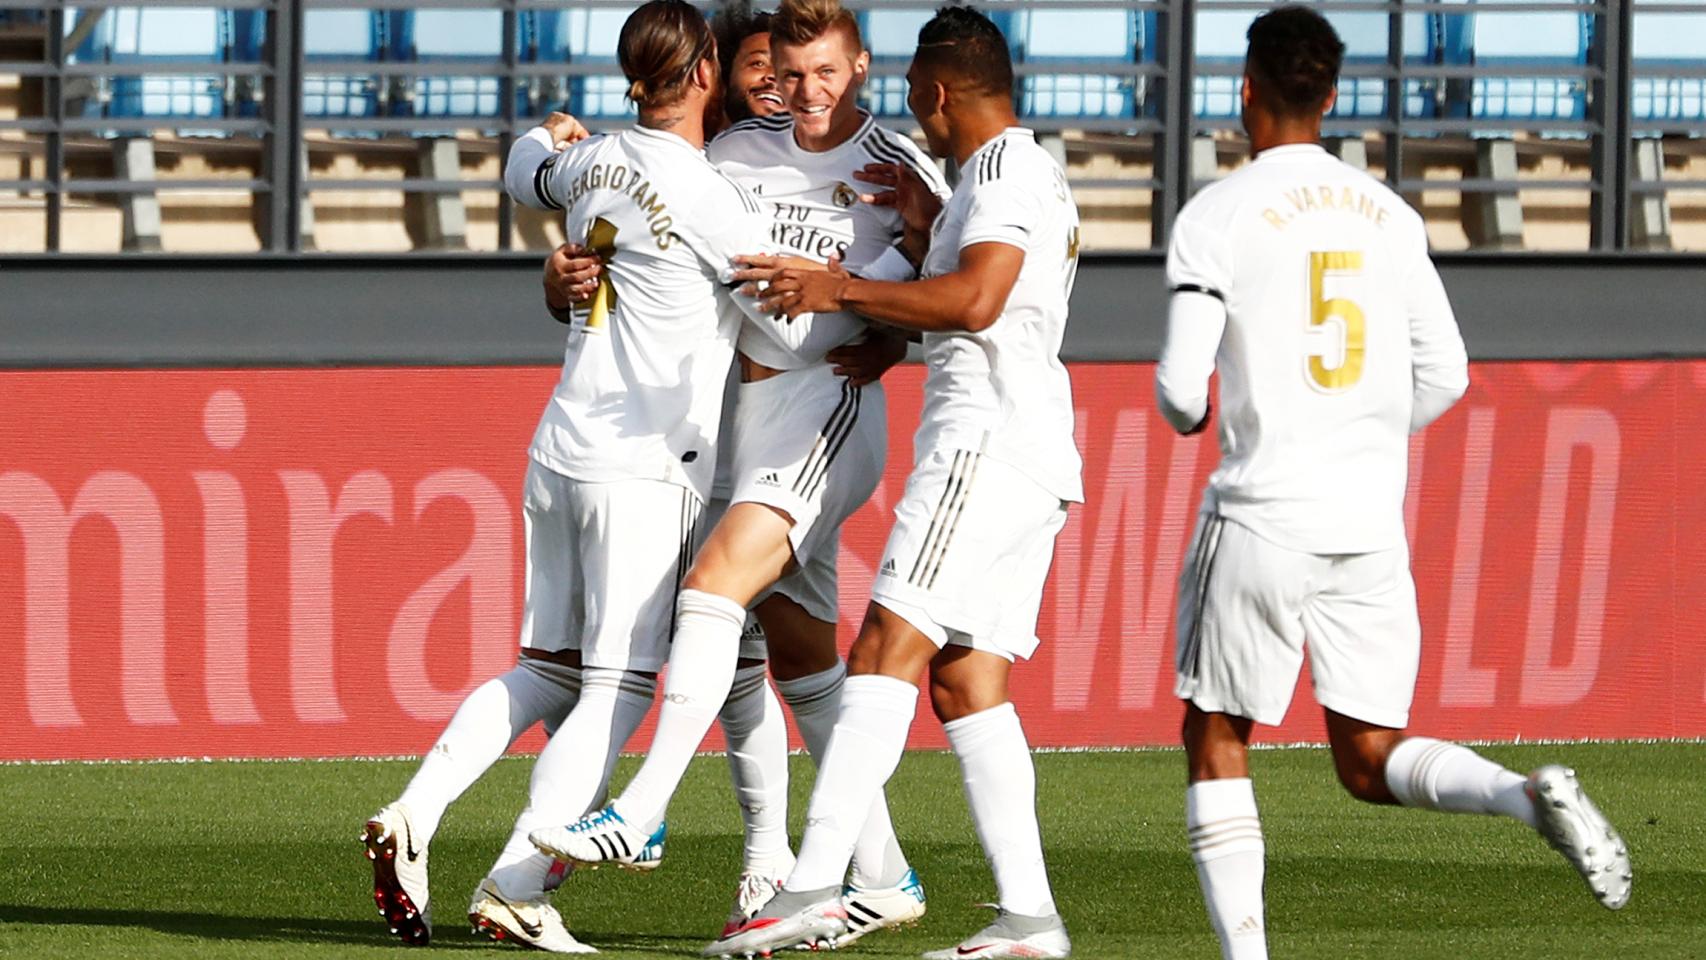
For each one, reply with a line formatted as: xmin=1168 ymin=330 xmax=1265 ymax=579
xmin=832 ymin=182 xmax=858 ymax=208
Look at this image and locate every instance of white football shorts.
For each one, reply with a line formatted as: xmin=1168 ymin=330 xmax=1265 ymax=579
xmin=728 ymin=363 xmax=886 ymax=624
xmin=870 ymin=447 xmax=1068 ymax=662
xmin=1173 ymin=512 xmax=1422 ymax=729
xmin=517 ymin=460 xmax=701 ymax=673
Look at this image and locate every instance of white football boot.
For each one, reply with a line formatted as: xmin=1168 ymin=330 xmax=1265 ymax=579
xmin=835 ymin=867 xmax=927 ymax=946
xmin=921 ymin=909 xmax=1072 ymax=959
xmin=1527 ymin=765 xmax=1633 ymax=909
xmin=468 ymin=878 xmax=597 ymax=953
xmin=361 ymin=803 xmax=431 ymax=946
xmin=702 ymin=885 xmax=846 ymax=958
xmin=719 ymin=866 xmax=787 ymax=938
xmin=531 ymin=804 xmax=656 ymax=870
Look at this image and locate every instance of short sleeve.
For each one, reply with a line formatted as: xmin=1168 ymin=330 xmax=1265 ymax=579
xmin=1165 ymin=209 xmax=1234 ymax=302
xmin=677 ymin=173 xmax=773 ymax=284
xmin=959 ymin=177 xmax=1042 ymax=251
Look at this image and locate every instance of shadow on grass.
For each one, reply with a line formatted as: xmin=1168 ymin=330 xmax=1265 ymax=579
xmin=0 ymin=904 xmax=484 ymax=949
xmin=0 ymin=903 xmax=758 ymax=952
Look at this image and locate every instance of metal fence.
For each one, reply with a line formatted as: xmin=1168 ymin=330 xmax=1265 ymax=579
xmin=0 ymin=0 xmax=1702 ymax=254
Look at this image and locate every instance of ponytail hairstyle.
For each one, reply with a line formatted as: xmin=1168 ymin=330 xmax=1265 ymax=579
xmin=619 ymin=0 xmax=717 ymax=109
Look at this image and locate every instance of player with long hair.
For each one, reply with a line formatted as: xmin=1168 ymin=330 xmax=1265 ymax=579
xmin=532 ymin=0 xmax=947 ymax=944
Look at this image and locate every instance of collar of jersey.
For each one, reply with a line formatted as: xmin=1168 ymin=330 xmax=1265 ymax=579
xmin=968 ymin=126 xmax=1035 ymax=163
xmin=784 ymin=108 xmax=876 ymax=162
xmin=1254 ymin=143 xmax=1328 ymax=162
xmin=628 ymin=124 xmax=701 ymax=152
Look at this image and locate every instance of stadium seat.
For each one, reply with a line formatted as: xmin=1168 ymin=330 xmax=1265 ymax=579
xmin=1194 ymin=8 xmax=1437 ymax=121
xmin=858 ymin=8 xmax=933 ymax=119
xmin=1012 ymin=6 xmax=1138 ymax=120
xmin=392 ymin=9 xmax=522 ymax=120
xmin=65 ymin=6 xmax=235 ymax=125
xmin=302 ymin=9 xmax=387 ymax=120
xmin=1327 ymin=11 xmax=1439 ymax=119
xmin=1631 ymin=9 xmax=1706 ymax=129
xmin=1192 ymin=8 xmax=1247 ymax=120
xmin=535 ymin=9 xmax=633 ymax=121
xmin=1444 ymin=1 xmax=1592 ymax=125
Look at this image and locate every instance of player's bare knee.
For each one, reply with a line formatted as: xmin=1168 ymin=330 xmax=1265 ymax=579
xmin=1332 ymin=749 xmax=1396 ymax=804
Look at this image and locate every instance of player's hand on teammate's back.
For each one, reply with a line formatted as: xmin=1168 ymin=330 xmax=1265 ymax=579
xmin=854 ymin=162 xmax=942 ymax=234
xmin=754 ymin=257 xmax=852 ymax=320
xmin=826 ymin=327 xmax=907 ymax=386
xmin=541 ymin=112 xmax=591 ymax=151
xmin=543 ymin=242 xmax=601 ymax=322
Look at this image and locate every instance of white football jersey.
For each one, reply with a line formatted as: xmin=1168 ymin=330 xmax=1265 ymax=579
xmin=709 ymin=111 xmax=950 ymax=369
xmin=916 ymin=127 xmax=1084 ymax=503
xmin=506 ymin=126 xmax=772 ymax=501
xmin=1165 ymin=143 xmax=1467 ymax=554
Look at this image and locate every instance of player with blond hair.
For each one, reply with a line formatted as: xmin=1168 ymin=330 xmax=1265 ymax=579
xmin=713 ymin=6 xmax=1083 ymax=957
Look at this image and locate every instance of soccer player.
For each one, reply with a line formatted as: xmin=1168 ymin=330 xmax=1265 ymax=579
xmin=708 ymin=7 xmax=1082 ymax=958
xmin=1154 ymin=9 xmax=1632 ymax=959
xmin=531 ymin=0 xmax=947 ymax=942
xmin=357 ymin=5 xmax=792 ymax=951
xmin=424 ymin=1 xmax=791 ymax=950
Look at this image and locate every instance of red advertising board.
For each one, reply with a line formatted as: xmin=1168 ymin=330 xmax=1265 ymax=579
xmin=1 ymin=361 xmax=1701 ymax=760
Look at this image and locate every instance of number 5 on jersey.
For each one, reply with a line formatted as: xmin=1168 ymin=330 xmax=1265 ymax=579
xmin=1306 ymin=250 xmax=1364 ymax=392
xmin=579 ymin=217 xmax=619 ymax=332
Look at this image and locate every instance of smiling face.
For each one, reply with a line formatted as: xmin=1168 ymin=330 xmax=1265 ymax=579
xmin=726 ymin=30 xmax=783 ymax=122
xmin=773 ymin=29 xmax=869 ymax=151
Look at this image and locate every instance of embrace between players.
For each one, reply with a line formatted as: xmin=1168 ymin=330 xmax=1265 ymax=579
xmin=360 ymin=4 xmax=1632 ymax=958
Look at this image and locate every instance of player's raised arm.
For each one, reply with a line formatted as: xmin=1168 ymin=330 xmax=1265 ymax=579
xmin=1402 ymin=229 xmax=1469 ymax=432
xmin=504 ymin=113 xmax=591 ymax=212
xmin=1156 ymin=216 xmax=1230 ymax=435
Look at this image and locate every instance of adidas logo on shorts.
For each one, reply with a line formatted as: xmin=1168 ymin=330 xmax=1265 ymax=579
xmin=756 ymin=472 xmax=781 ymax=487
xmin=879 ymin=558 xmax=897 ymax=577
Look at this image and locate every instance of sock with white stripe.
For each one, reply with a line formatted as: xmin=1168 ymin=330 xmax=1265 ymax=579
xmin=1383 ymin=736 xmax=1538 ymax=827
xmin=720 ymin=662 xmax=794 ymax=874
xmin=778 ymin=661 xmax=911 ymax=890
xmin=787 ymin=675 xmax=918 ymax=892
xmin=1187 ymin=778 xmax=1268 ymax=960
xmin=486 ymin=668 xmax=655 ymax=901
xmin=397 ymin=658 xmax=581 ymax=846
xmin=615 ymin=589 xmax=746 ymax=833
xmin=944 ymin=701 xmax=1057 ymax=917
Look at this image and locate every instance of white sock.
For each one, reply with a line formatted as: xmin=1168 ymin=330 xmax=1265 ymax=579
xmin=943 ymin=702 xmax=1056 ymax=917
xmin=615 ymin=589 xmax=746 ymax=832
xmin=397 ymin=658 xmax=580 ymax=844
xmin=1187 ymin=778 xmax=1267 ymax=960
xmin=486 ymin=668 xmax=656 ymax=901
xmin=779 ymin=661 xmax=911 ymax=890
xmin=1384 ymin=737 xmax=1538 ymax=828
xmin=721 ymin=662 xmax=793 ymax=873
xmin=787 ymin=674 xmax=918 ymax=892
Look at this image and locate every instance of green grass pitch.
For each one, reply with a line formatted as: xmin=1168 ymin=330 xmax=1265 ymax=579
xmin=1 ymin=743 xmax=1701 ymax=958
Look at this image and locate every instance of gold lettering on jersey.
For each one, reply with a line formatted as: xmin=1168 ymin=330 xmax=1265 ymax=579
xmin=1265 ymin=185 xmax=1391 ymax=231
xmin=563 ymin=162 xmax=676 ymax=250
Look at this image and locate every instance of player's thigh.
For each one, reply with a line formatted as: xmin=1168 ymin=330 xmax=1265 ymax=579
xmin=703 ymin=495 xmax=772 ymax=663
xmin=573 ymin=478 xmax=701 ymax=674
xmin=518 ymin=461 xmax=583 ymax=654
xmin=1174 ymin=515 xmax=1313 ymax=727
xmin=1303 ymin=545 xmax=1420 ymax=730
xmin=872 ymin=450 xmax=1063 ymax=663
